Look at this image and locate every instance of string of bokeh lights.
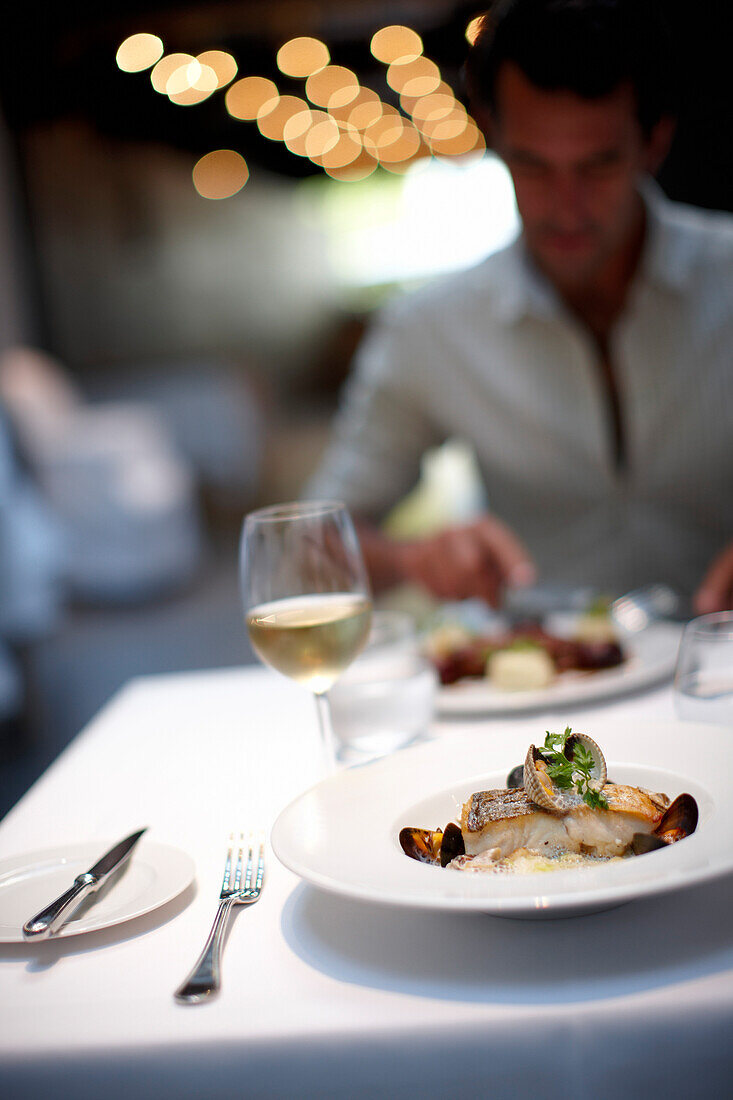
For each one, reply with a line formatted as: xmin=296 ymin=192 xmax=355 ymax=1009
xmin=115 ymin=20 xmax=486 ymax=200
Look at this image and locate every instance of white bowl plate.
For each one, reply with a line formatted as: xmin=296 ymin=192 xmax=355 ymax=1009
xmin=272 ymin=718 xmax=730 ymax=918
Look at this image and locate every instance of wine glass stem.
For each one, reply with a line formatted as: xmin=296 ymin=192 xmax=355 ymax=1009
xmin=314 ymin=691 xmax=338 ymax=772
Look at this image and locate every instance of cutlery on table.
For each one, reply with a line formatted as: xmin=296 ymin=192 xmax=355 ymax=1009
xmin=174 ymin=833 xmax=265 ymax=1005
xmin=610 ymin=584 xmax=680 ymax=632
xmin=502 ymin=582 xmax=679 ymax=631
xmin=22 ymin=827 xmax=148 ymax=940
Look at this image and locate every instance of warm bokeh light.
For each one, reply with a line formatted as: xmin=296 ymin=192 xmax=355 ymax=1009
xmin=166 ymin=59 xmax=206 ymax=96
xmin=373 ymin=122 xmax=421 ymax=164
xmin=465 ymin=15 xmax=485 ymax=45
xmin=315 ymin=130 xmax=362 ymax=169
xmin=283 ymin=108 xmax=318 ymax=156
xmin=276 ymin=37 xmax=330 ymax=78
xmin=401 ymin=79 xmax=457 ymax=116
xmin=304 ymin=116 xmax=341 ymax=158
xmin=192 ymin=150 xmax=249 ymax=199
xmin=151 ymin=53 xmax=195 ymax=94
xmin=324 ymin=149 xmax=378 ymax=181
xmin=370 ymin=25 xmax=423 ymax=65
xmin=305 ymin=65 xmax=359 ymax=110
xmin=168 ymin=63 xmax=218 ymax=106
xmin=381 ymin=144 xmax=431 ymax=175
xmin=362 ymin=108 xmax=406 ymax=156
xmin=386 ymin=57 xmax=441 ymax=98
xmin=116 ymin=33 xmax=164 ymax=73
xmin=347 ymin=89 xmax=384 ymax=131
xmin=409 ymin=92 xmax=456 ymax=125
xmin=327 ymin=102 xmax=358 ymax=132
xmin=429 ymin=122 xmax=486 ymax=158
xmin=225 ymin=77 xmax=279 ymax=120
xmin=422 ymin=106 xmax=469 ymax=142
xmin=196 ymin=50 xmax=238 ymax=89
xmin=257 ymin=95 xmax=310 ymax=141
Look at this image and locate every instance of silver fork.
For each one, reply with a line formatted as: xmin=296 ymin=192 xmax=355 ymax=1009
xmin=611 ymin=583 xmax=680 ymax=633
xmin=174 ymin=833 xmax=265 ymax=1004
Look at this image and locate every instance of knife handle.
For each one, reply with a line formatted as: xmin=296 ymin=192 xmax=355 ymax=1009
xmin=22 ymin=872 xmax=98 ymax=940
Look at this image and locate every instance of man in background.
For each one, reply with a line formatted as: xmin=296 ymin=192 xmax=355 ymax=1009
xmin=306 ymin=0 xmax=733 ymax=611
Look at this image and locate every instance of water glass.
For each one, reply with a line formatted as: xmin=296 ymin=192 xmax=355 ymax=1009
xmin=674 ymin=611 xmax=733 ymax=726
xmin=328 ymin=610 xmax=438 ymax=762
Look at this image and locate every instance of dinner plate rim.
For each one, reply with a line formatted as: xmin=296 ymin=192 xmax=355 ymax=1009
xmin=271 ymin=717 xmax=733 ymax=918
xmin=435 ymin=620 xmax=682 ymax=716
xmin=0 ymin=839 xmax=195 ymax=942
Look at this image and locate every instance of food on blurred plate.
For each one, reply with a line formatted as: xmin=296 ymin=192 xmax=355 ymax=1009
xmin=425 ymin=621 xmax=624 ymax=689
xmin=486 ymin=641 xmax=555 ymax=691
xmin=574 ymin=596 xmax=618 ymax=644
xmin=400 ymin=727 xmax=698 ymax=874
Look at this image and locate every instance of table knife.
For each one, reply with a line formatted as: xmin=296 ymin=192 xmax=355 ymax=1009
xmin=22 ymin=828 xmax=147 ymax=940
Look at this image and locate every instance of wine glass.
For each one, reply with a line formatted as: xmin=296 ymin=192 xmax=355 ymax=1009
xmin=674 ymin=611 xmax=733 ymax=726
xmin=240 ymin=501 xmax=373 ymax=769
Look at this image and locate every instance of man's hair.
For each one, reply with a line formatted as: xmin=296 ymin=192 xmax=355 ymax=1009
xmin=464 ymin=0 xmax=676 ymax=135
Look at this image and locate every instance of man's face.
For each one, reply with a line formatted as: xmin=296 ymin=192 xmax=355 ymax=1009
xmin=490 ymin=63 xmax=654 ymax=290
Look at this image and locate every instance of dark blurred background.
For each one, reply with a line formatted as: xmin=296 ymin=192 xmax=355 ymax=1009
xmin=1 ymin=0 xmax=731 ymax=817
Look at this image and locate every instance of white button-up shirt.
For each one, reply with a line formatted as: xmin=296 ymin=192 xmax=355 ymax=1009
xmin=307 ymin=184 xmax=733 ymax=598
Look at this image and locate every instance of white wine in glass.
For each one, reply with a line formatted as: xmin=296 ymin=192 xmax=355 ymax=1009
xmin=240 ymin=501 xmax=372 ymax=768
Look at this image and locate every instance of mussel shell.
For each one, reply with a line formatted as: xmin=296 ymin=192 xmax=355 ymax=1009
xmin=439 ymin=822 xmax=465 ymax=867
xmin=631 ymin=832 xmax=667 ymax=855
xmin=631 ymin=793 xmax=699 ymax=855
xmin=399 ymin=827 xmax=443 ymax=865
xmin=506 ymin=764 xmax=524 ymax=789
xmin=655 ymin=792 xmax=698 ymax=843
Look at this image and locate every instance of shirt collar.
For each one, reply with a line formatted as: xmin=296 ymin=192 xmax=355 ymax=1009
xmin=637 ymin=177 xmax=697 ymax=293
xmin=485 ymin=175 xmax=693 ymax=324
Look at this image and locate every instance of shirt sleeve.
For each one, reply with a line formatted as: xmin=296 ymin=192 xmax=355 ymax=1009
xmin=304 ymin=303 xmax=444 ymax=521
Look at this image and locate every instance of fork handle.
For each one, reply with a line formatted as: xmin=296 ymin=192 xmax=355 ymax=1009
xmin=174 ymin=898 xmax=234 ymax=1004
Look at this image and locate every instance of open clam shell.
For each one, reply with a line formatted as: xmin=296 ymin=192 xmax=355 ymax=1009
xmin=523 ymin=733 xmax=608 ymax=814
xmin=565 ymin=732 xmax=607 ymax=787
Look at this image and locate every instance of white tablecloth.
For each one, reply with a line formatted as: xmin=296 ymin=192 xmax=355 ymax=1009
xmin=1 ymin=667 xmax=732 ymax=1099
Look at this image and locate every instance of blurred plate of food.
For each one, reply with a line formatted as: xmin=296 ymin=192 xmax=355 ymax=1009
xmin=424 ymin=596 xmax=682 ymax=715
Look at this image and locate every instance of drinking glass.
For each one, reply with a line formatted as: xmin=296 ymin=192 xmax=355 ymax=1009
xmin=328 ymin=610 xmax=438 ymax=762
xmin=674 ymin=611 xmax=733 ymax=726
xmin=240 ymin=501 xmax=372 ymax=769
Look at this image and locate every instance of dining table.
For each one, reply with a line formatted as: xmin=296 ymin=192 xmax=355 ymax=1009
xmin=1 ymin=663 xmax=732 ymax=1099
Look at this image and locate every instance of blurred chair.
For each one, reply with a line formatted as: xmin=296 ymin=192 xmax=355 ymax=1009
xmin=1 ymin=401 xmax=65 ymax=725
xmin=0 ymin=347 xmax=202 ymax=604
xmin=85 ymin=359 xmax=265 ymax=512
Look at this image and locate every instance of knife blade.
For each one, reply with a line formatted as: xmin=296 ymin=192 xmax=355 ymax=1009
xmin=22 ymin=828 xmax=148 ymax=940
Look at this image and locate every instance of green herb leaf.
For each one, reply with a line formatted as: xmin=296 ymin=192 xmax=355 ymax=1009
xmin=541 ymin=727 xmax=608 ymax=810
xmin=582 ymin=787 xmax=608 ymax=811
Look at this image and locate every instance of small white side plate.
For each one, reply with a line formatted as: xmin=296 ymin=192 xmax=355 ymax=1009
xmin=0 ymin=840 xmax=195 ymax=942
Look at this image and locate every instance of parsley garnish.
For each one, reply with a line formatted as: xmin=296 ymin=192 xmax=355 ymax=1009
xmin=541 ymin=727 xmax=608 ymax=810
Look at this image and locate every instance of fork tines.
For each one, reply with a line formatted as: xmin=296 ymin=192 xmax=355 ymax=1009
xmin=220 ymin=833 xmax=265 ymax=899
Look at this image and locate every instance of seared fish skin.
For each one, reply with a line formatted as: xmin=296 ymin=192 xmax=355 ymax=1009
xmin=461 ymin=784 xmax=670 ymax=859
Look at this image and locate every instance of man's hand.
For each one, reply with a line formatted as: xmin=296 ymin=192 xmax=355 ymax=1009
xmin=694 ymin=542 xmax=733 ymax=614
xmin=390 ymin=516 xmax=536 ymax=607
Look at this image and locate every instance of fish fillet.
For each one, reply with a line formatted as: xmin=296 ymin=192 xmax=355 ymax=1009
xmin=461 ymin=784 xmax=670 ymax=859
